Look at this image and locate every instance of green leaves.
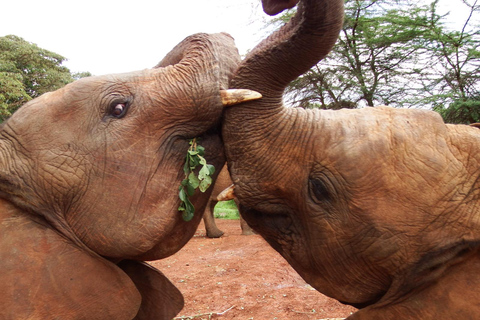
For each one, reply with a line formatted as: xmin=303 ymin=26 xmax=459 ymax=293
xmin=434 ymin=98 xmax=480 ymax=124
xmin=279 ymin=0 xmax=480 ymax=110
xmin=0 ymin=35 xmax=93 ymax=122
xmin=178 ymin=138 xmax=216 ymax=222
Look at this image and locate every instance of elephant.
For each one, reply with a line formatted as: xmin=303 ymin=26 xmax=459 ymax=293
xmin=0 ymin=32 xmax=260 ymax=319
xmin=202 ymin=164 xmax=254 ymax=238
xmin=221 ymin=0 xmax=480 ymax=319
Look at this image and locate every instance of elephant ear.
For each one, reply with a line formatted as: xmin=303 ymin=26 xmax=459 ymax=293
xmin=0 ymin=199 xmax=141 ymax=320
xmin=118 ymin=260 xmax=184 ymax=320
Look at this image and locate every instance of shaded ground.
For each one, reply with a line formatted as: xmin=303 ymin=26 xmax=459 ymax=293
xmin=150 ymin=219 xmax=356 ymax=319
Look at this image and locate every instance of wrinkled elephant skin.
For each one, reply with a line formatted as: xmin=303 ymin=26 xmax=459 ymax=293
xmin=0 ymin=32 xmax=241 ymax=319
xmin=223 ymin=0 xmax=480 ymax=319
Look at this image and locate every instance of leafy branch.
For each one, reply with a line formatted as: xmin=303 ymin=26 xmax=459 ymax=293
xmin=178 ymin=138 xmax=215 ymax=221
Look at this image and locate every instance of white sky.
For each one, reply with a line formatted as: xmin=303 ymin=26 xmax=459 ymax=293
xmin=0 ymin=0 xmax=274 ymax=75
xmin=0 ymin=0 xmax=475 ymax=76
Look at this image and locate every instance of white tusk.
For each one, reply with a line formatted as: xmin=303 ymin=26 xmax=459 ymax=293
xmin=217 ymin=184 xmax=236 ymax=201
xmin=220 ymin=89 xmax=262 ymax=106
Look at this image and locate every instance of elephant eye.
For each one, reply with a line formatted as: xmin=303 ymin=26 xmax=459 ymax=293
xmin=109 ymin=102 xmax=129 ymax=118
xmin=309 ymin=177 xmax=333 ymax=204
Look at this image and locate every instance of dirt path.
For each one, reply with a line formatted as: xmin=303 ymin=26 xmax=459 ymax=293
xmin=150 ymin=219 xmax=356 ymax=319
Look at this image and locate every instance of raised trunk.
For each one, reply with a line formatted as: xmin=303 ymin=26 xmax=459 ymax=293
xmin=230 ymin=0 xmax=344 ymax=104
xmin=223 ymin=0 xmax=344 ymax=200
xmin=262 ymin=0 xmax=300 ymax=15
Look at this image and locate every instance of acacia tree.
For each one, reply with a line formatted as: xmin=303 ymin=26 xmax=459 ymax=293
xmin=283 ymin=0 xmax=435 ymax=108
xmin=0 ymin=35 xmax=91 ymax=121
xmin=278 ymin=0 xmax=479 ymax=115
xmin=427 ymin=0 xmax=480 ymax=123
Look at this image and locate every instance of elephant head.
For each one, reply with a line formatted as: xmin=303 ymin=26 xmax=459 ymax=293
xmin=0 ymin=32 xmax=259 ymax=319
xmin=223 ymin=0 xmax=480 ymax=318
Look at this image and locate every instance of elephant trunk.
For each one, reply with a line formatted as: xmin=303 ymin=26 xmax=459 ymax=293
xmin=223 ymin=0 xmax=344 ymax=190
xmin=156 ymin=32 xmax=240 ymax=92
xmin=151 ymin=33 xmax=241 ymax=137
xmin=262 ymin=0 xmax=300 ymax=15
xmin=229 ymin=0 xmax=344 ymax=106
xmin=152 ymin=33 xmax=261 ymax=138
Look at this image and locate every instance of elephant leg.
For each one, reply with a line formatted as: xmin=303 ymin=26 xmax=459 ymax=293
xmin=240 ymin=214 xmax=256 ymax=235
xmin=203 ymin=199 xmax=224 ymax=238
xmin=0 ymin=201 xmax=141 ymax=320
xmin=348 ymin=251 xmax=480 ymax=320
xmin=236 ymin=199 xmax=256 ymax=235
xmin=118 ymin=260 xmax=184 ymax=320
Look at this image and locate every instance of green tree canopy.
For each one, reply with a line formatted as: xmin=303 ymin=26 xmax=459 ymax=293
xmin=279 ymin=0 xmax=436 ymax=109
xmin=273 ymin=0 xmax=480 ymax=123
xmin=0 ymin=35 xmax=91 ymax=121
xmin=434 ymin=97 xmax=480 ymax=124
xmin=425 ymin=0 xmax=480 ymax=123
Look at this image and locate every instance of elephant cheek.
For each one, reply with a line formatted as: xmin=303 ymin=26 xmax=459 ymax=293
xmin=133 ymin=203 xmax=205 ymax=261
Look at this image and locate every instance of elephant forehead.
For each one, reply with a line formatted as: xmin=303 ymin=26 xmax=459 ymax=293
xmin=19 ymin=70 xmax=162 ymax=122
xmin=318 ymin=107 xmax=454 ymax=182
xmin=311 ymin=107 xmax=469 ymax=217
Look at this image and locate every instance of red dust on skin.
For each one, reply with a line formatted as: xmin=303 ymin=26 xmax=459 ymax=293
xmin=151 ymin=219 xmax=356 ymax=319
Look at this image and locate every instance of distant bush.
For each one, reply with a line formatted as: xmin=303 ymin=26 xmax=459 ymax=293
xmin=0 ymin=35 xmax=91 ymax=121
xmin=434 ymin=98 xmax=480 ymax=124
xmin=214 ymin=200 xmax=240 ymax=219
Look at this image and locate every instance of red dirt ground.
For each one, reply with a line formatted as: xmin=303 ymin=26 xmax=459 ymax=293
xmin=150 ymin=219 xmax=357 ymax=319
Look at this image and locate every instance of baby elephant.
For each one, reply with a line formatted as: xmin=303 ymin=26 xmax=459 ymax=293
xmin=223 ymin=0 xmax=480 ymax=319
xmin=0 ymin=32 xmax=260 ymax=319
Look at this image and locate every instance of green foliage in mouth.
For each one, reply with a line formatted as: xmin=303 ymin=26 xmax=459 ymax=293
xmin=178 ymin=138 xmax=216 ymax=221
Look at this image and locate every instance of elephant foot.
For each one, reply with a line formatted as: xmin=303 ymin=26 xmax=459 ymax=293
xmin=240 ymin=217 xmax=256 ymax=236
xmin=206 ymin=229 xmax=224 ymax=238
xmin=241 ymin=229 xmax=256 ymax=236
